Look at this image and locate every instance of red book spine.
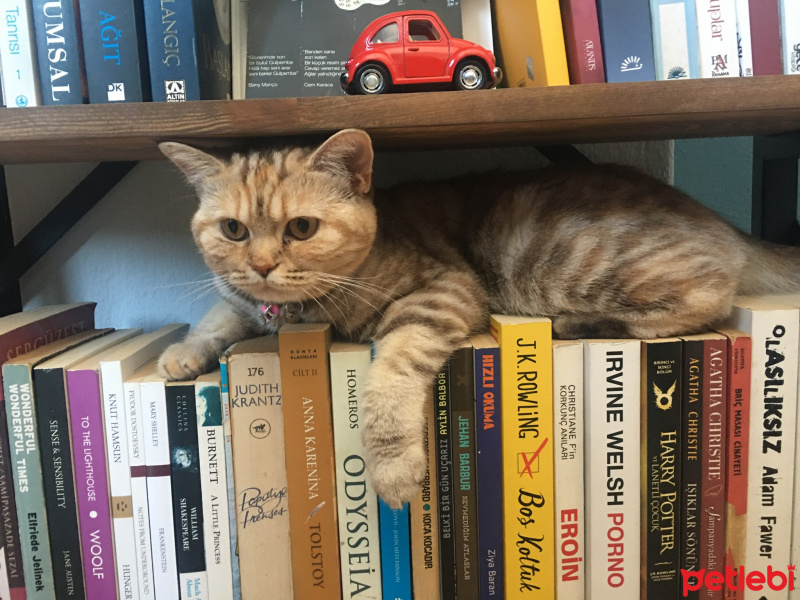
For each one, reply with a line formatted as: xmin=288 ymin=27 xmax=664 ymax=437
xmin=559 ymin=0 xmax=606 ymax=83
xmin=721 ymin=331 xmax=751 ymax=600
xmin=749 ymin=0 xmax=782 ymax=75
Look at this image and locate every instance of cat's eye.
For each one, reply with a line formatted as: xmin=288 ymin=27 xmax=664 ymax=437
xmin=220 ymin=219 xmax=249 ymax=241
xmin=286 ymin=217 xmax=319 ymax=240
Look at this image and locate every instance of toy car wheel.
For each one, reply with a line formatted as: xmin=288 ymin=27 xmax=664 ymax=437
xmin=454 ymin=59 xmax=489 ymax=91
xmin=354 ymin=64 xmax=390 ymax=95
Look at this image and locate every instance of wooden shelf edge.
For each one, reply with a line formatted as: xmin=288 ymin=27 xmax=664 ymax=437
xmin=1 ymin=76 xmax=799 ymax=163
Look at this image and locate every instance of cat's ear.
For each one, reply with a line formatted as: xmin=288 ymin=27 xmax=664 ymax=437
xmin=159 ymin=142 xmax=224 ymax=191
xmin=309 ymin=129 xmax=374 ymax=194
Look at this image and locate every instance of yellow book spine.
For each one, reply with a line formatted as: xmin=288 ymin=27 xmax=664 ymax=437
xmin=535 ymin=0 xmax=570 ymax=86
xmin=489 ymin=316 xmax=555 ymax=598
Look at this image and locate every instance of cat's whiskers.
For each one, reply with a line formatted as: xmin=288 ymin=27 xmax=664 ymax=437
xmin=303 ymin=285 xmax=339 ymax=326
xmin=310 ymin=284 xmax=353 ymax=331
xmin=312 ymin=272 xmax=395 ymax=303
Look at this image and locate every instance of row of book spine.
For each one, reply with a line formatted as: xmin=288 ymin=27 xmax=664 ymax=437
xmin=0 ymin=0 xmax=231 ymax=107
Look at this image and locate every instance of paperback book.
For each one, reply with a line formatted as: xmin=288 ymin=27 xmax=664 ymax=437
xmin=31 ymin=0 xmax=87 ymax=103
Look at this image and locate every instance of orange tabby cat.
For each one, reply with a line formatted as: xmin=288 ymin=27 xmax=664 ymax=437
xmin=158 ymin=129 xmax=800 ymax=506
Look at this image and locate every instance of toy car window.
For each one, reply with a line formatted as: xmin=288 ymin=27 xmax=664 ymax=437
xmin=407 ymin=19 xmax=441 ymax=42
xmin=371 ymin=22 xmax=399 ymax=44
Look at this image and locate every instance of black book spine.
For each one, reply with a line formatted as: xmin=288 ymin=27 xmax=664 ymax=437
xmin=165 ymin=384 xmax=207 ymax=586
xmin=450 ymin=346 xmax=479 ymax=600
xmin=435 ymin=361 xmax=456 ymax=600
xmin=31 ymin=0 xmax=87 ymax=104
xmin=34 ymin=368 xmax=86 ymax=600
xmin=681 ymin=339 xmax=704 ymax=600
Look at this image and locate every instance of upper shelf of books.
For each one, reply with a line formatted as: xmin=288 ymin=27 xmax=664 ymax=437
xmin=1 ymin=76 xmax=799 ymax=164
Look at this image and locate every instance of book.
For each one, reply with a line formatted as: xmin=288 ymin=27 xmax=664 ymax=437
xmin=650 ymin=0 xmax=700 ymax=80
xmin=640 ymin=338 xmax=682 ymax=599
xmin=99 ymin=323 xmax=189 ymax=600
xmin=217 ymin=356 xmax=241 ymax=600
xmin=779 ymin=0 xmax=800 ymax=75
xmin=471 ymin=334 xmax=503 ymax=600
xmin=78 ymin=0 xmax=150 ymax=102
xmin=434 ymin=359 xmax=456 ymax=600
xmin=493 ymin=0 xmax=569 ymax=87
xmin=718 ymin=329 xmax=751 ymax=600
xmin=748 ymin=0 xmax=782 ymax=75
xmin=226 ymin=337 xmax=292 ymax=599
xmin=727 ymin=297 xmax=799 ymax=597
xmin=0 ymin=302 xmax=96 ymax=600
xmin=165 ymin=381 xmax=209 ymax=600
xmin=695 ymin=0 xmax=740 ymax=78
xmin=278 ymin=323 xmax=342 ymax=599
xmin=489 ymin=315 xmax=555 ymax=600
xmin=734 ymin=0 xmax=753 ymax=76
xmin=330 ymin=343 xmax=382 ymax=600
xmin=558 ymin=0 xmax=605 ymax=84
xmin=139 ymin=372 xmax=180 ymax=600
xmin=450 ymin=343 xmax=479 ymax=600
xmin=31 ymin=0 xmax=87 ymax=103
xmin=411 ymin=385 xmax=440 ymax=600
xmin=230 ymin=0 xmax=245 ymax=99
xmin=4 ymin=329 xmax=109 ymax=600
xmin=583 ymin=339 xmax=641 ymax=600
xmin=0 ymin=0 xmax=42 ymax=107
xmin=34 ymin=329 xmax=141 ymax=600
xmin=194 ymin=371 xmax=234 ymax=600
xmin=143 ymin=0 xmax=231 ymax=101
xmin=552 ymin=340 xmax=584 ymax=600
xmin=379 ymin=500 xmax=412 ymax=600
xmin=595 ymin=0 xmax=656 ymax=82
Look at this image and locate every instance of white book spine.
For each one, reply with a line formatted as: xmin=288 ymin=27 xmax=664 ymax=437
xmin=583 ymin=340 xmax=641 ymax=600
xmin=196 ymin=380 xmax=234 ymax=600
xmin=99 ymin=362 xmax=141 ymax=600
xmin=140 ymin=380 xmax=180 ymax=600
xmin=554 ymin=341 xmax=585 ymax=600
xmin=330 ymin=345 xmax=383 ymax=599
xmin=231 ymin=0 xmax=247 ymax=99
xmin=734 ymin=0 xmax=753 ymax=75
xmin=124 ymin=379 xmax=155 ymax=600
xmin=780 ymin=0 xmax=800 ymax=75
xmin=219 ymin=361 xmax=241 ymax=600
xmin=695 ymin=0 xmax=741 ymax=77
xmin=729 ymin=305 xmax=799 ymax=600
xmin=0 ymin=0 xmax=40 ymax=106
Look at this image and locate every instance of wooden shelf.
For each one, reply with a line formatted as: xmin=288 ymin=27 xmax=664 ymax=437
xmin=1 ymin=75 xmax=800 ymax=163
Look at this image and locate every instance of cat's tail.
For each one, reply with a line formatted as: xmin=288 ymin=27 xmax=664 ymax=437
xmin=737 ymin=236 xmax=800 ymax=295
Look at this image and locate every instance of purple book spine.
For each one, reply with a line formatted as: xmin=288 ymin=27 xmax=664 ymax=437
xmin=66 ymin=370 xmax=117 ymax=600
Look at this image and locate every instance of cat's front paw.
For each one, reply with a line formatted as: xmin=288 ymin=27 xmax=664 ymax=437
xmin=158 ymin=341 xmax=215 ymax=381
xmin=365 ymin=442 xmax=427 ymax=509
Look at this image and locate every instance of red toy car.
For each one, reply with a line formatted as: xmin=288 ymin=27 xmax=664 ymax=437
xmin=340 ymin=10 xmax=502 ymax=95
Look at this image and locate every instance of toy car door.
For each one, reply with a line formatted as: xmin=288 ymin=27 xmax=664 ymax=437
xmin=402 ymin=16 xmax=450 ymax=79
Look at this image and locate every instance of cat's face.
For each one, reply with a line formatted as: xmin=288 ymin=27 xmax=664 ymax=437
xmin=160 ymin=130 xmax=377 ymax=305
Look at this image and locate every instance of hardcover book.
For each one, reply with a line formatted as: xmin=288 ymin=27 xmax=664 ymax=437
xmin=780 ymin=0 xmax=800 ymax=75
xmin=470 ymin=334 xmax=503 ymax=600
xmin=78 ymin=0 xmax=151 ymax=102
xmin=748 ymin=0 xmax=782 ymax=75
xmin=3 ymin=329 xmax=109 ymax=600
xmin=434 ymin=359 xmax=456 ymax=600
xmin=734 ymin=0 xmax=753 ymax=76
xmin=695 ymin=0 xmax=740 ymax=77
xmin=34 ymin=329 xmax=141 ymax=600
xmin=278 ymin=323 xmax=341 ymax=600
xmin=31 ymin=0 xmax=87 ymax=103
xmin=226 ymin=336 xmax=291 ymax=600
xmin=0 ymin=302 xmax=96 ymax=600
xmin=650 ymin=0 xmax=700 ymax=80
xmin=640 ymin=338 xmax=682 ymax=599
xmin=195 ymin=371 xmax=234 ymax=600
xmin=583 ymin=339 xmax=641 ymax=600
xmin=727 ymin=297 xmax=799 ymax=598
xmin=0 ymin=0 xmax=42 ymax=107
xmin=330 ymin=343 xmax=382 ymax=600
xmin=143 ymin=0 xmax=232 ymax=101
xmin=552 ymin=340 xmax=584 ymax=600
xmin=489 ymin=315 xmax=555 ymax=600
xmin=558 ymin=0 xmax=605 ymax=84
xmin=595 ymin=0 xmax=656 ymax=82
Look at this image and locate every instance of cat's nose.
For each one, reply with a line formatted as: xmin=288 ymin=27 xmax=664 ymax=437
xmin=252 ymin=262 xmax=275 ymax=278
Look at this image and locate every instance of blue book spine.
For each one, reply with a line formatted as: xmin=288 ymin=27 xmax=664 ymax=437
xmin=650 ymin=0 xmax=700 ymax=79
xmin=78 ymin=0 xmax=150 ymax=102
xmin=379 ymin=500 xmax=411 ymax=600
xmin=31 ymin=0 xmax=86 ymax=104
xmin=474 ymin=344 xmax=503 ymax=600
xmin=596 ymin=0 xmax=656 ymax=81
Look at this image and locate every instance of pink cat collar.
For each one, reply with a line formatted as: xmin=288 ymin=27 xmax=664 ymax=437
xmin=259 ymin=302 xmax=304 ymax=325
xmin=259 ymin=303 xmax=281 ymax=323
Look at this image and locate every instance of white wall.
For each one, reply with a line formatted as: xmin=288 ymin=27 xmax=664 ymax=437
xmin=12 ymin=140 xmax=673 ymax=331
